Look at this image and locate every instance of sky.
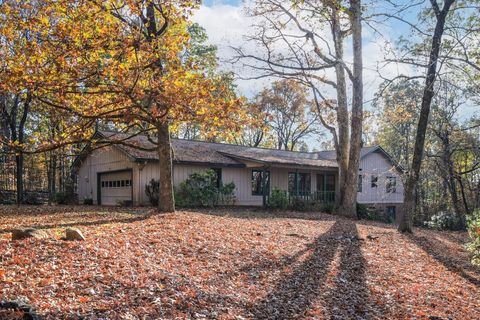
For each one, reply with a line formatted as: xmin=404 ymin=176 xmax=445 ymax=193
xmin=192 ymin=0 xmax=479 ymax=149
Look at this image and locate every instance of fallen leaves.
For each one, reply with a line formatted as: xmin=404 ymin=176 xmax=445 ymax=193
xmin=0 ymin=206 xmax=478 ymax=319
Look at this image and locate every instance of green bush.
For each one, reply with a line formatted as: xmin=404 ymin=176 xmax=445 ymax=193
xmin=289 ymin=197 xmax=309 ymax=211
xmin=267 ymin=188 xmax=289 ymax=209
xmin=466 ymin=209 xmax=480 ymax=266
xmin=427 ymin=211 xmax=464 ymax=231
xmin=356 ymin=203 xmax=392 ymax=223
xmin=83 ymin=198 xmax=93 ymax=205
xmin=54 ymin=191 xmax=75 ymax=205
xmin=173 ymin=170 xmax=236 ymax=208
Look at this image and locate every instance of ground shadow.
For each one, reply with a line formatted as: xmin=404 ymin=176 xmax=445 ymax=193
xmin=196 ymin=207 xmax=338 ymax=222
xmin=250 ymin=220 xmax=379 ymax=319
xmin=407 ymin=231 xmax=480 ymax=287
xmin=0 ymin=214 xmax=151 ymax=235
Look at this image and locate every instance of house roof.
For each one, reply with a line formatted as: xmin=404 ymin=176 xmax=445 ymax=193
xmin=318 ymin=145 xmax=405 ymax=172
xmin=75 ymin=131 xmax=402 ymax=172
xmin=94 ymin=131 xmax=338 ymax=169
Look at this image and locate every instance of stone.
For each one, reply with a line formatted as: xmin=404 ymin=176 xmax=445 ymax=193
xmin=11 ymin=228 xmax=48 ymax=241
xmin=65 ymin=228 xmax=85 ymax=241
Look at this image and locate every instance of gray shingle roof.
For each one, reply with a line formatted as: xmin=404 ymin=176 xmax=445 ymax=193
xmin=97 ymin=131 xmax=338 ymax=168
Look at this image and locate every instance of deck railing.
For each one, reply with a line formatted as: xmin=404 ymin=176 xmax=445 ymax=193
xmin=267 ymin=190 xmax=335 ymax=205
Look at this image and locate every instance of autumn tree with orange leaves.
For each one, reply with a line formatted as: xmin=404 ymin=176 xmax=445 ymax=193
xmin=0 ymin=0 xmax=246 ymax=211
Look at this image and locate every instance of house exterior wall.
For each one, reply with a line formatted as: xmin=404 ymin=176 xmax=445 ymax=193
xmin=136 ymin=162 xmax=337 ymax=206
xmin=76 ymin=147 xmax=138 ymax=204
xmin=75 ymin=145 xmax=401 ymax=209
xmin=357 ymin=150 xmax=404 ymax=204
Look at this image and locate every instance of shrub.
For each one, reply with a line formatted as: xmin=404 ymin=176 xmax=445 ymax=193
xmin=356 ymin=203 xmax=392 ymax=223
xmin=53 ymin=191 xmax=75 ymax=205
xmin=466 ymin=209 xmax=480 ymax=266
xmin=427 ymin=211 xmax=464 ymax=231
xmin=145 ymin=179 xmax=159 ymax=207
xmin=267 ymin=188 xmax=289 ymax=209
xmin=319 ymin=202 xmax=335 ymax=214
xmin=289 ymin=197 xmax=309 ymax=211
xmin=83 ymin=198 xmax=93 ymax=205
xmin=175 ymin=170 xmax=235 ymax=208
xmin=218 ymin=182 xmax=236 ymax=205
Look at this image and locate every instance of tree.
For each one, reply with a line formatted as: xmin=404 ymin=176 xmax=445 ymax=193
xmin=397 ymin=0 xmax=457 ymax=232
xmin=234 ymin=0 xmax=365 ymax=216
xmin=374 ymin=79 xmax=422 ymax=169
xmin=257 ymin=79 xmax=318 ymax=151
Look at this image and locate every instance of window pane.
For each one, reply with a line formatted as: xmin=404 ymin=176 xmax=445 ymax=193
xmin=371 ymin=176 xmax=378 ymax=188
xmin=252 ymin=170 xmax=270 ymax=195
xmin=211 ymin=168 xmax=222 ymax=188
xmin=326 ymin=174 xmax=335 ymax=192
xmin=121 ymin=180 xmax=125 ymax=187
xmin=108 ymin=181 xmax=112 ymax=187
xmin=386 ymin=177 xmax=396 ymax=193
xmin=357 ymin=175 xmax=363 ymax=192
xmin=288 ymin=173 xmax=296 ymax=194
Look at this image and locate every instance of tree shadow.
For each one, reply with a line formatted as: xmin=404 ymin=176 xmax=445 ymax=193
xmin=250 ymin=220 xmax=379 ymax=319
xmin=407 ymin=231 xmax=480 ymax=287
xmin=196 ymin=207 xmax=338 ymax=222
xmin=0 ymin=214 xmax=151 ymax=235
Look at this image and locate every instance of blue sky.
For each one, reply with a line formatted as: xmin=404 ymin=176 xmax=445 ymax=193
xmin=195 ymin=0 xmax=479 ymax=149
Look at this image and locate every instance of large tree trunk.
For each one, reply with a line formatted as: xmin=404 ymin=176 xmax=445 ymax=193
xmin=398 ymin=0 xmax=455 ymax=233
xmin=338 ymin=0 xmax=363 ymax=217
xmin=331 ymin=6 xmax=349 ymax=207
xmin=157 ymin=122 xmax=175 ymax=213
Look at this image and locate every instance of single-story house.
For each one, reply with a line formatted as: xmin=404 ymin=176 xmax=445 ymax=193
xmin=73 ymin=131 xmax=404 ymax=217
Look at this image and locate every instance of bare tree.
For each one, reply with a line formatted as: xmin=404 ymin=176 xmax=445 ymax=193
xmin=233 ymin=0 xmax=365 ymax=216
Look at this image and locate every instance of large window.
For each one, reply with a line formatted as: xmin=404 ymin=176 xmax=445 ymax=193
xmin=288 ymin=172 xmax=311 ymax=195
xmin=252 ymin=170 xmax=270 ymax=195
xmin=357 ymin=175 xmax=363 ymax=192
xmin=386 ymin=176 xmax=396 ymax=193
xmin=211 ymin=168 xmax=222 ymax=188
xmin=317 ymin=174 xmax=335 ymax=192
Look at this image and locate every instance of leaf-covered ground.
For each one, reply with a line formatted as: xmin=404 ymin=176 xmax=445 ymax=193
xmin=0 ymin=206 xmax=478 ymax=319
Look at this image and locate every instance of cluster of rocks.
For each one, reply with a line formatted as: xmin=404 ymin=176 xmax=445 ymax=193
xmin=0 ymin=299 xmax=39 ymax=320
xmin=11 ymin=227 xmax=85 ymax=241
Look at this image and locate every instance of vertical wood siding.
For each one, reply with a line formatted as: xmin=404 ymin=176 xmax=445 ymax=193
xmin=357 ymin=151 xmax=404 ymax=204
xmin=76 ymin=147 xmax=137 ymax=204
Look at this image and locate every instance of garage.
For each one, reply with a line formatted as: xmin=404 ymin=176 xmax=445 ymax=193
xmin=98 ymin=170 xmax=133 ymax=206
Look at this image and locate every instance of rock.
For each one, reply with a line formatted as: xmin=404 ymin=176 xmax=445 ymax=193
xmin=65 ymin=228 xmax=85 ymax=241
xmin=0 ymin=298 xmax=39 ymax=320
xmin=11 ymin=228 xmax=48 ymax=241
xmin=367 ymin=234 xmax=379 ymax=240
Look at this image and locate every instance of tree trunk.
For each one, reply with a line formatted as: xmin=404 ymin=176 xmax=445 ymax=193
xmin=398 ymin=0 xmax=455 ymax=233
xmin=156 ymin=122 xmax=175 ymax=213
xmin=331 ymin=6 xmax=349 ymax=208
xmin=338 ymin=0 xmax=363 ymax=218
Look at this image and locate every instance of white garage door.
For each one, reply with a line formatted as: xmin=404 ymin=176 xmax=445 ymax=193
xmin=100 ymin=171 xmax=132 ymax=206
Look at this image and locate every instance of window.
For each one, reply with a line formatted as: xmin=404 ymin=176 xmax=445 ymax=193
xmin=386 ymin=177 xmax=396 ymax=193
xmin=101 ymin=181 xmax=105 ymax=188
xmin=371 ymin=176 xmax=378 ymax=188
xmin=121 ymin=180 xmax=125 ymax=187
xmin=108 ymin=181 xmax=113 ymax=188
xmin=288 ymin=172 xmax=311 ymax=195
xmin=211 ymin=168 xmax=222 ymax=189
xmin=317 ymin=174 xmax=335 ymax=192
xmin=126 ymin=180 xmax=131 ymax=187
xmin=357 ymin=175 xmax=363 ymax=192
xmin=252 ymin=170 xmax=270 ymax=195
